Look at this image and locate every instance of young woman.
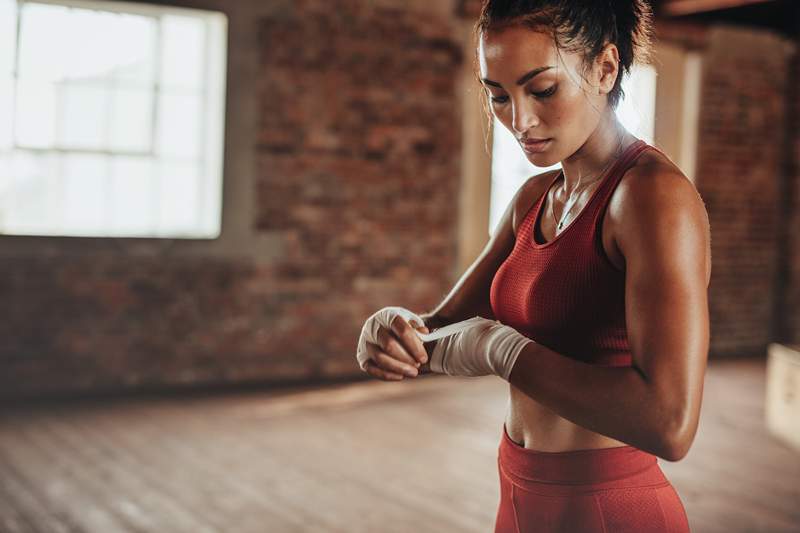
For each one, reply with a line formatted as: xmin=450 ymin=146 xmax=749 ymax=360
xmin=356 ymin=1 xmax=710 ymax=531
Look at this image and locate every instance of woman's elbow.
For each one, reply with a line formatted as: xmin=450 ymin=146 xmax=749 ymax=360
xmin=660 ymin=436 xmax=690 ymax=462
xmin=659 ymin=418 xmax=697 ymax=462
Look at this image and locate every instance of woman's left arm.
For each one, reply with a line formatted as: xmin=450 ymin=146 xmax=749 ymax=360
xmin=508 ymin=168 xmax=712 ymax=462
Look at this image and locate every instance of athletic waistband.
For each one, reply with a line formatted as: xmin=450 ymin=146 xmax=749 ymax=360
xmin=499 ymin=423 xmax=666 ymax=492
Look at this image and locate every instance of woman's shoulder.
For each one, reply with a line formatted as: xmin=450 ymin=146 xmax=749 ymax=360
xmin=613 ymin=145 xmax=702 ymax=211
xmin=609 ymin=144 xmax=711 ymax=269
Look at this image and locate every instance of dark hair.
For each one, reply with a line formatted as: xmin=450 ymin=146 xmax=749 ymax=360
xmin=475 ymin=0 xmax=655 ymax=110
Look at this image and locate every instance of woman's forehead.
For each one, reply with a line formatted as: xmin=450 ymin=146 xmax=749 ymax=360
xmin=478 ymin=26 xmax=564 ymax=78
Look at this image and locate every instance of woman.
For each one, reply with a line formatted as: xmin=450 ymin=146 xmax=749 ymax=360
xmin=356 ymin=1 xmax=710 ymax=531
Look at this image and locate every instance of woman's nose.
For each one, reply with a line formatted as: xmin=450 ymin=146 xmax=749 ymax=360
xmin=512 ymin=102 xmax=539 ymax=135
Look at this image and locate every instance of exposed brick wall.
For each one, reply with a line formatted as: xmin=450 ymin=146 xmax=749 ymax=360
xmin=253 ymin=3 xmax=463 ymax=369
xmin=692 ymin=26 xmax=795 ymax=356
xmin=4 ymin=2 xmax=800 ymax=399
xmin=0 ymin=0 xmax=464 ymax=399
xmin=0 ymin=257 xmax=265 ymax=396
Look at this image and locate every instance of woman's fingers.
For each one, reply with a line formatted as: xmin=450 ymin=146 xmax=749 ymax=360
xmin=362 ymin=316 xmax=434 ymax=381
xmin=389 ymin=316 xmax=430 ymax=365
xmin=363 ymin=359 xmax=405 ymax=381
xmin=367 ymin=341 xmax=419 ymax=377
xmin=376 ymin=325 xmax=421 ymax=368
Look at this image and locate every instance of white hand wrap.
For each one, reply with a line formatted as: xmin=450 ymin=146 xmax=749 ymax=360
xmin=356 ymin=306 xmax=426 ymax=372
xmin=420 ymin=316 xmax=533 ymax=381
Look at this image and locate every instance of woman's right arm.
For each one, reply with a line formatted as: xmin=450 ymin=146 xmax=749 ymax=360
xmin=418 ymin=170 xmax=557 ymax=331
xmin=361 ymin=170 xmax=556 ymax=381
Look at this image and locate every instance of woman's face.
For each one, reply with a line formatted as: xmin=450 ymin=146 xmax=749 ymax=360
xmin=478 ymin=25 xmax=607 ymax=167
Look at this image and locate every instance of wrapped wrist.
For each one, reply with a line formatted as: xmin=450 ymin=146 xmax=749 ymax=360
xmin=484 ymin=324 xmax=533 ymax=380
xmin=426 ymin=317 xmax=533 ymax=380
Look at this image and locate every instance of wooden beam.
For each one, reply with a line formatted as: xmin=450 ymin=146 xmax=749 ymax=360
xmin=661 ymin=0 xmax=776 ymax=17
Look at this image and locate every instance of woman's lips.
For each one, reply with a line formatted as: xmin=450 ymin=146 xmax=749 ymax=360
xmin=522 ymin=138 xmax=552 ymax=154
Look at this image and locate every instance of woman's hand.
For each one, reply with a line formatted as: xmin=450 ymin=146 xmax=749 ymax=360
xmin=356 ymin=306 xmax=431 ymax=381
xmin=427 ymin=316 xmax=533 ymax=381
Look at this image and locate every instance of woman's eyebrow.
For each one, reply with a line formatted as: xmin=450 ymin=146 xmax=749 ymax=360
xmin=481 ymin=66 xmax=555 ymax=88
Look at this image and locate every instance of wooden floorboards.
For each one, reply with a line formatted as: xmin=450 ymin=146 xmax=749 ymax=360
xmin=0 ymin=357 xmax=798 ymax=532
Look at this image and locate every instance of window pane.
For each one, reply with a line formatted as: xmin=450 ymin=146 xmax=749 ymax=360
xmin=158 ymin=161 xmax=198 ymax=234
xmin=0 ymin=0 xmax=16 ymax=77
xmin=18 ymin=3 xmax=71 ymax=82
xmin=110 ymin=156 xmax=155 ymax=234
xmin=106 ymin=13 xmax=157 ymax=85
xmin=110 ymin=87 xmax=153 ymax=152
xmin=59 ymin=82 xmax=109 ymax=149
xmin=0 ymin=80 xmax=13 ymax=150
xmin=62 ymin=153 xmax=108 ymax=234
xmin=15 ymin=80 xmax=57 ymax=148
xmin=0 ymin=152 xmax=13 ymax=230
xmin=160 ymin=15 xmax=205 ymax=90
xmin=4 ymin=151 xmax=59 ymax=233
xmin=65 ymin=8 xmax=119 ymax=81
xmin=156 ymin=91 xmax=202 ymax=158
xmin=19 ymin=4 xmax=157 ymax=84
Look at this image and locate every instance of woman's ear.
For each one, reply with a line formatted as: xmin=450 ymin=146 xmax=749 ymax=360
xmin=595 ymin=42 xmax=620 ymax=95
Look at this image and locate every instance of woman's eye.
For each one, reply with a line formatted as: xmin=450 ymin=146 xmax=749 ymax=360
xmin=489 ymin=86 xmax=555 ymax=104
xmin=533 ymin=85 xmax=557 ymax=98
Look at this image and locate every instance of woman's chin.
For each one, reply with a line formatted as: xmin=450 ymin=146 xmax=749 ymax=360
xmin=525 ymin=152 xmax=555 ymax=168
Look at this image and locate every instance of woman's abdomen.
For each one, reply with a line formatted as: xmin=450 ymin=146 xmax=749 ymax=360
xmin=506 ymin=384 xmax=628 ymax=451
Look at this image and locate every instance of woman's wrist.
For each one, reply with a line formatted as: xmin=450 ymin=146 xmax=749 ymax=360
xmin=425 ymin=318 xmax=533 ymax=380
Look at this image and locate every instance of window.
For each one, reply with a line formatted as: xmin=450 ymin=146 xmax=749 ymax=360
xmin=488 ymin=63 xmax=657 ymax=235
xmin=0 ymin=0 xmax=227 ymax=238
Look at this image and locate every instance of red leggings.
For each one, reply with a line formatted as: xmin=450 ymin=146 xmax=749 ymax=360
xmin=495 ymin=423 xmax=690 ymax=532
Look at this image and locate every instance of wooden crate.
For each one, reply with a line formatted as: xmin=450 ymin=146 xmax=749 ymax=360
xmin=765 ymin=343 xmax=800 ymax=452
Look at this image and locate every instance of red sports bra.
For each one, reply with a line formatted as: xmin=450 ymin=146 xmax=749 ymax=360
xmin=489 ymin=139 xmax=655 ymax=366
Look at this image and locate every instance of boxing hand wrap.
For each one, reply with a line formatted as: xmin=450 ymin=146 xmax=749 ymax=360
xmin=356 ymin=306 xmax=427 ymax=371
xmin=420 ymin=316 xmax=533 ymax=381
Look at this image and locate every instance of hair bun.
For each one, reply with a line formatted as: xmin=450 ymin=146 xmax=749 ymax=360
xmin=609 ymin=0 xmax=654 ymax=67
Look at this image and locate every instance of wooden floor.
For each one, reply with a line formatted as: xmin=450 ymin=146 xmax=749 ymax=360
xmin=0 ymin=358 xmax=798 ymax=533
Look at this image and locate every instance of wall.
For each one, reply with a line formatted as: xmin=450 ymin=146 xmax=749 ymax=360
xmin=0 ymin=0 xmax=465 ymax=399
xmin=691 ymin=25 xmax=795 ymax=356
xmin=4 ymin=2 xmax=800 ymax=399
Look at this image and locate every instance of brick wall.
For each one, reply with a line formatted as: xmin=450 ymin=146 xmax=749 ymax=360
xmin=4 ymin=3 xmax=800 ymax=399
xmin=252 ymin=2 xmax=464 ymax=372
xmin=692 ymin=25 xmax=795 ymax=356
xmin=0 ymin=0 xmax=464 ymax=399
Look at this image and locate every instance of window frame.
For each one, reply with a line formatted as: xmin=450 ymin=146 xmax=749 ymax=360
xmin=0 ymin=0 xmax=228 ymax=239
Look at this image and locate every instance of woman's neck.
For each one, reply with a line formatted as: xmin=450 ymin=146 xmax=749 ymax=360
xmin=560 ymin=115 xmax=636 ymax=194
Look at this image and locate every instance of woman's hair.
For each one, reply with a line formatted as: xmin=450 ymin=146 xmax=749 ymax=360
xmin=475 ymin=0 xmax=655 ymax=111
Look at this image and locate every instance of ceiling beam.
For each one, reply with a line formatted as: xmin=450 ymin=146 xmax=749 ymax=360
xmin=661 ymin=0 xmax=777 ymax=16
